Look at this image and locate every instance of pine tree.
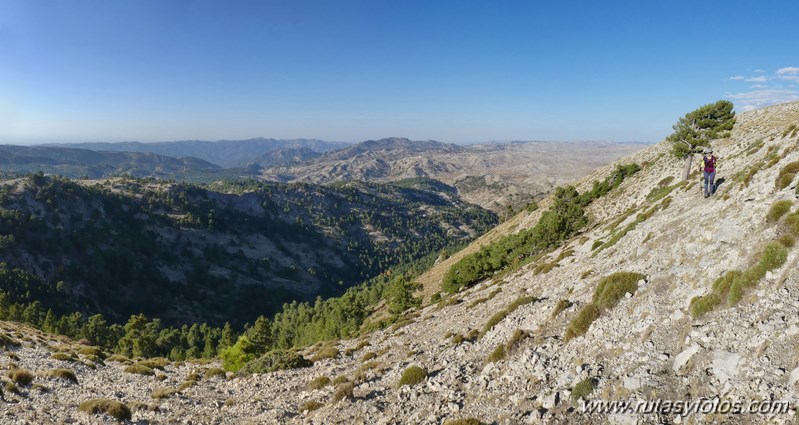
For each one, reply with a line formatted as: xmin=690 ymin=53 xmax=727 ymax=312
xmin=668 ymin=100 xmax=736 ymax=179
xmin=82 ymin=314 xmax=110 ymax=348
xmin=217 ymin=322 xmax=235 ymax=353
xmin=245 ymin=315 xmax=272 ymax=354
xmin=185 ymin=323 xmax=203 ymax=359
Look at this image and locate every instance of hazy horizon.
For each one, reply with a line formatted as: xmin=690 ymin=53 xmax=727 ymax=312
xmin=0 ymin=136 xmax=654 ymax=147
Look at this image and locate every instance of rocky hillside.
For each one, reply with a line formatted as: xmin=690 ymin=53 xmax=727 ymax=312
xmin=2 ymin=102 xmax=799 ymax=424
xmin=0 ymin=176 xmax=495 ymax=326
xmin=261 ymin=138 xmax=643 ymax=214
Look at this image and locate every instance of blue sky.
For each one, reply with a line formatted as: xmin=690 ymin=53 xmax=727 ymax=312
xmin=1 ymin=1 xmax=797 ymax=144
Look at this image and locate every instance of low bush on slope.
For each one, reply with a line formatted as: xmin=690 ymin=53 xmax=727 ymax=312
xmin=78 ymin=399 xmax=132 ymax=422
xmin=691 ymin=202 xmax=796 ymax=318
xmin=237 ymin=349 xmax=312 ymax=375
xmin=398 ymin=365 xmax=427 ymax=387
xmin=767 ymin=200 xmax=793 ymax=222
xmin=565 ymin=272 xmax=645 ymax=342
xmin=776 ymin=161 xmax=799 ymax=190
xmin=443 ymin=164 xmax=640 ymax=293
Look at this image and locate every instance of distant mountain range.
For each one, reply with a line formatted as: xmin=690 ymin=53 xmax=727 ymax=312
xmin=48 ymin=138 xmax=350 ymax=168
xmin=0 ymin=144 xmax=229 ymax=180
xmin=2 ymin=137 xmax=645 ymax=213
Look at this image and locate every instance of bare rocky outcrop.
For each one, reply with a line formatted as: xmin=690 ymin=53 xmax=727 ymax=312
xmin=3 ymin=102 xmax=799 ymax=424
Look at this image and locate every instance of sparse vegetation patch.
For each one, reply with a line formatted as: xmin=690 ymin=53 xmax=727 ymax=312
xmin=481 ymin=295 xmax=539 ymax=337
xmin=485 ymin=344 xmax=507 ymax=364
xmin=592 ymin=272 xmax=643 ymax=309
xmin=398 ymin=365 xmax=427 ymax=387
xmin=565 ymin=304 xmax=601 ymax=342
xmin=776 ymin=161 xmax=799 ymax=190
xmin=46 ymin=368 xmax=78 ymax=384
xmin=308 ymin=376 xmax=331 ymax=390
xmin=571 ymin=378 xmax=596 ymax=405
xmin=78 ymin=399 xmax=132 ymax=422
xmin=238 ymin=349 xmax=312 ymax=375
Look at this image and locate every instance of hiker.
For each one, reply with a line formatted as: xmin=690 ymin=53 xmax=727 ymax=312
xmin=700 ymin=147 xmax=717 ymax=198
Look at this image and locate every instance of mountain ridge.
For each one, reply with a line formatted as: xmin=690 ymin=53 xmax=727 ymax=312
xmin=48 ymin=138 xmax=351 ymax=168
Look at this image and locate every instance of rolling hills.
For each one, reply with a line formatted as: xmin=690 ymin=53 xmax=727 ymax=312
xmin=260 ymin=138 xmax=643 ymax=213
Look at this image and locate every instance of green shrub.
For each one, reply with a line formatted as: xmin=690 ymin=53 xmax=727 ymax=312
xmin=220 ymin=336 xmax=258 ymax=372
xmin=361 ymin=352 xmax=377 ymax=362
xmin=332 ymin=376 xmax=349 ymax=385
xmin=778 ymin=234 xmax=796 ymax=248
xmin=0 ymin=332 xmax=20 ymax=348
xmin=468 ymin=288 xmax=502 ymax=308
xmin=204 ymin=368 xmax=226 ymax=379
xmin=123 ymin=364 xmax=155 ymax=376
xmin=106 ymin=354 xmax=130 ymax=363
xmin=595 ymin=206 xmax=660 ymax=254
xmin=591 ymin=240 xmax=604 ymax=250
xmin=592 ymin=272 xmax=644 ymax=310
xmin=481 ymin=296 xmax=539 ymax=336
xmin=727 ymin=281 xmax=745 ymax=305
xmin=308 ymin=376 xmax=331 ymax=390
xmin=238 ymin=349 xmax=312 ymax=375
xmin=724 ymin=242 xmax=788 ymax=307
xmin=46 ymin=368 xmax=78 ymax=384
xmin=689 ymin=294 xmax=722 ymax=318
xmin=151 ymin=387 xmax=178 ymax=399
xmin=571 ymin=378 xmax=596 ymax=405
xmin=551 ymin=299 xmax=572 ymax=318
xmin=767 ymin=200 xmax=793 ymax=222
xmin=646 ymin=182 xmax=679 ymax=202
xmin=83 ymin=354 xmax=104 ymax=365
xmin=301 ymin=400 xmax=324 ymax=412
xmin=565 ymin=304 xmax=601 ymax=341
xmin=398 ymin=365 xmax=427 ymax=387
xmin=776 ymin=162 xmax=799 ymax=189
xmin=787 ymin=212 xmax=799 ymax=236
xmin=486 ymin=344 xmax=507 ymax=364
xmin=533 ymin=261 xmax=558 ymax=275
xmin=178 ymin=380 xmax=195 ymax=391
xmin=78 ymin=399 xmax=132 ymax=421
xmin=711 ymin=271 xmax=741 ymax=295
xmin=51 ymin=352 xmax=77 ymax=362
xmin=760 ymin=241 xmax=788 ymax=270
xmin=77 ymin=346 xmax=107 ymax=360
xmin=656 ymin=176 xmax=675 ymax=187
xmin=136 ymin=358 xmax=169 ymax=370
xmin=7 ymin=368 xmax=34 ymax=385
xmin=310 ymin=346 xmax=339 ymax=362
xmin=430 ymin=293 xmax=442 ymax=304
xmin=332 ymin=382 xmax=354 ymax=402
xmin=506 ymin=329 xmax=529 ymax=350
